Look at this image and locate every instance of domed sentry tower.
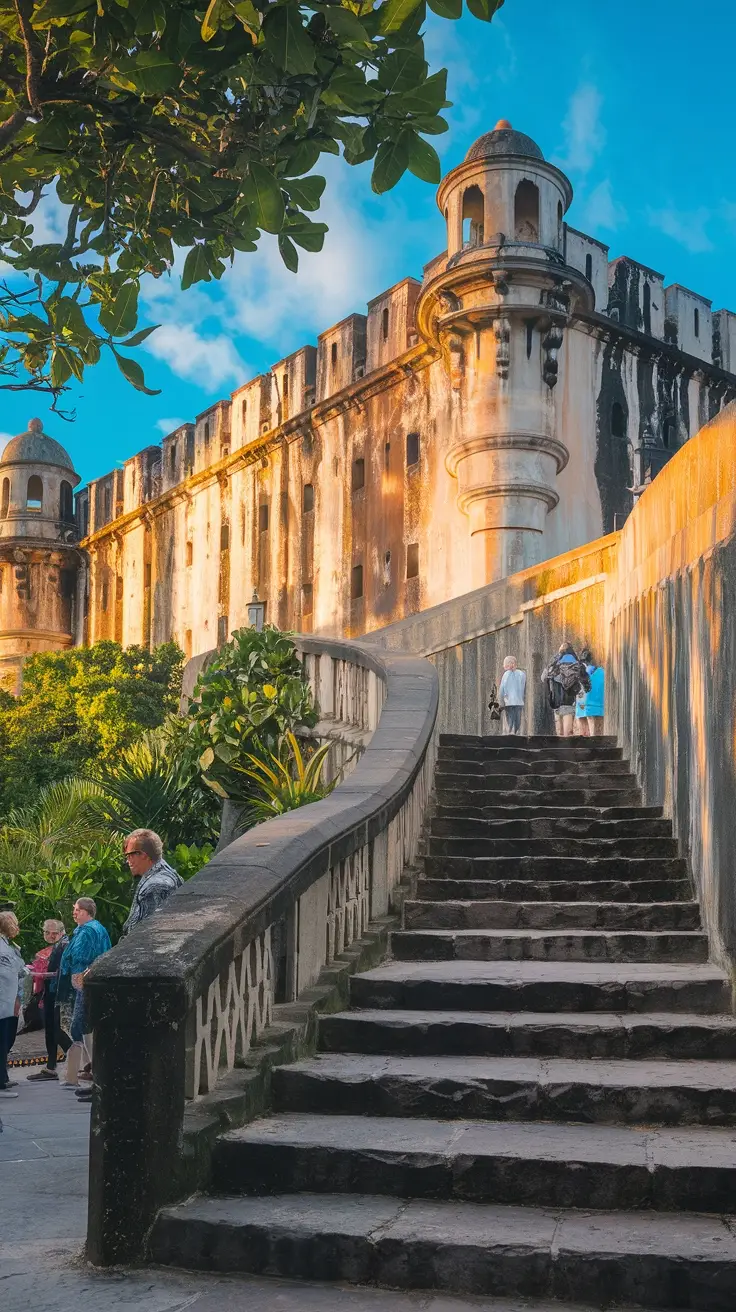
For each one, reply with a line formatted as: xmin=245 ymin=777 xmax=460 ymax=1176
xmin=416 ymin=119 xmax=594 ymax=585
xmin=0 ymin=418 xmax=82 ymax=693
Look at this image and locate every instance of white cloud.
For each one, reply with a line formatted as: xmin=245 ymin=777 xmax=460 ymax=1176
xmin=155 ymin=416 xmax=187 ymax=435
xmin=582 ymin=179 xmax=627 ymax=233
xmin=647 ymin=206 xmax=714 ymax=254
xmin=144 ymin=322 xmax=246 ymax=390
xmin=555 ymin=84 xmax=605 ymax=176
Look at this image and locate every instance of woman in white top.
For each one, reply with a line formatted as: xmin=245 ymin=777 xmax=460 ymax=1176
xmin=498 ymin=655 xmax=527 ymax=735
xmin=0 ymin=911 xmax=25 ymax=1097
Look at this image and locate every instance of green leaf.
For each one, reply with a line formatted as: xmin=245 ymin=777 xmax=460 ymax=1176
xmin=465 ymin=0 xmax=504 ymax=17
xmin=98 ymin=283 xmax=139 ymax=337
xmin=283 ymin=138 xmax=322 ymax=177
xmin=287 ymin=219 xmax=328 ymax=252
xmin=285 ymin=174 xmax=326 ymax=211
xmin=406 ymin=131 xmax=441 ymax=183
xmin=120 ymin=325 xmax=159 ymax=348
xmin=112 ymin=52 xmax=182 ymax=95
xmin=427 ymin=0 xmax=462 ymax=16
xmin=246 ymin=163 xmax=285 ymax=234
xmin=324 ymin=6 xmax=371 ymax=43
xmin=50 ymin=345 xmax=81 ymax=387
xmin=378 ymin=0 xmax=424 ymax=33
xmin=371 ymin=136 xmax=410 ymax=194
xmin=278 ymin=234 xmax=299 ymax=272
xmin=408 ymin=113 xmax=449 ymax=135
xmin=377 ymin=49 xmax=428 ymax=93
xmin=181 ymin=245 xmax=212 ymax=290
xmin=33 ymin=0 xmax=94 ymax=21
xmin=263 ymin=5 xmax=316 ymax=74
xmin=111 ymin=350 xmax=161 ymax=396
xmin=400 ymin=69 xmax=450 ymax=114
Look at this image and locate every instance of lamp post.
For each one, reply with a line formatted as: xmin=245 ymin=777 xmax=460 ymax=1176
xmin=247 ymin=590 xmax=265 ymax=632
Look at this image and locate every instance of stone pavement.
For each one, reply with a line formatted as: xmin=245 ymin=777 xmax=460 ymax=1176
xmin=1 ymin=1066 xmax=655 ymax=1312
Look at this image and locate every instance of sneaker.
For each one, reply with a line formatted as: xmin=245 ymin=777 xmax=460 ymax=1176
xmin=75 ymin=1091 xmax=92 ymax=1103
xmin=0 ymin=1088 xmax=18 ymax=1098
xmin=0 ymin=1080 xmax=18 ymax=1089
xmin=60 ymin=1080 xmax=78 ymax=1089
xmin=27 ymin=1068 xmax=59 ymax=1082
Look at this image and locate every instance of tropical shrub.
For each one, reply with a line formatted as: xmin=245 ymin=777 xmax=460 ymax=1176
xmin=183 ymin=626 xmax=318 ymax=802
xmin=241 ymin=733 xmax=337 ymax=824
xmin=0 ymin=640 xmax=184 ymax=820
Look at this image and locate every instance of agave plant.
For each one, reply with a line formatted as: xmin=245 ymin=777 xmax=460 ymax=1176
xmin=240 ymin=732 xmax=337 ymax=824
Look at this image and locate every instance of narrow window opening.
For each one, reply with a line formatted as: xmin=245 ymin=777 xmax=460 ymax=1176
xmin=585 ymin=253 xmax=593 ymax=282
xmin=186 ymin=541 xmax=193 ymax=567
xmin=0 ymin=477 xmax=9 ymax=518
xmin=611 ymin=402 xmax=627 ymax=440
xmin=185 ymin=430 xmax=194 ymax=473
xmin=331 ymin=342 xmax=338 ymax=367
xmin=381 ymin=307 xmax=389 ymax=342
xmin=241 ymin=398 xmax=247 ymax=425
xmin=303 ymin=483 xmax=314 ymax=512
xmin=26 ymin=474 xmax=43 ymax=511
xmin=184 ymin=629 xmax=193 ymax=659
xmin=220 ymin=522 xmax=230 ymax=551
xmin=351 ymin=457 xmax=365 ymax=492
xmin=694 ymin=307 xmax=700 ymax=338
xmin=204 ymin=420 xmax=210 ymax=442
xmin=663 ymin=418 xmax=675 ymax=449
xmin=514 ymin=180 xmax=540 ymax=242
xmin=104 ymin=485 xmax=111 ymax=521
xmin=302 ymin=582 xmax=313 ymax=615
xmin=333 ymin=456 xmax=339 ymax=477
xmin=217 ymin=615 xmax=229 ymax=647
xmin=384 ymin=441 xmax=391 ymax=472
xmin=406 ymin=542 xmax=419 ymax=579
xmin=144 ymin=563 xmax=152 ymax=590
xmin=351 ymin=563 xmax=363 ymax=600
xmin=169 ymin=443 xmax=177 ymax=477
xmin=59 ymin=480 xmax=74 ymax=523
xmin=221 ymin=445 xmax=230 ymax=460
xmin=383 ymin=549 xmax=391 ymax=588
xmin=475 ymin=329 xmax=481 ymax=359
xmin=259 ymin=503 xmax=269 ymax=533
xmin=643 ymin=281 xmax=652 ymax=336
xmin=461 ymin=185 xmax=484 ymax=248
xmin=557 ymin=200 xmax=563 ymax=245
xmin=60 ymin=569 xmax=75 ymax=600
xmin=101 ymin=578 xmax=109 ymax=611
xmin=406 ymin=432 xmax=420 ymax=467
xmin=526 ymin=322 xmax=534 ymax=359
xmin=116 ymin=576 xmax=123 ymax=601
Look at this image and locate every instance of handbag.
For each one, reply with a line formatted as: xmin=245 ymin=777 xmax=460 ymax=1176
xmin=488 ymin=683 xmax=502 ymax=721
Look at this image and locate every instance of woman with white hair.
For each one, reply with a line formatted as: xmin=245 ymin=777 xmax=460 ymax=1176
xmin=498 ymin=655 xmax=527 ymax=736
xmin=0 ymin=911 xmax=25 ymax=1097
xmin=27 ymin=919 xmax=71 ymax=1083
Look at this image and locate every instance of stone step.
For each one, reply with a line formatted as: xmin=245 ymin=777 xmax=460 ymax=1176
xmin=427 ymin=836 xmax=680 ymax=858
xmin=318 ymin=1008 xmax=736 ymax=1061
xmin=350 ymin=961 xmax=732 ymax=1015
xmin=438 ymin=743 xmax=625 ymax=762
xmin=208 ymin=1112 xmax=736 ymax=1212
xmin=416 ymin=878 xmax=695 ymax=904
xmin=436 ymin=803 xmax=661 ymax=821
xmin=435 ymin=766 xmax=637 ymax=787
xmin=272 ymin=1053 xmax=736 ymax=1126
xmin=431 ymin=816 xmax=672 ymax=840
xmin=435 ymin=759 xmax=633 ymax=778
xmin=441 ymin=733 xmax=621 ymax=745
xmin=437 ymin=787 xmax=644 ymax=808
xmin=390 ymin=929 xmax=710 ymax=965
xmin=422 ymin=855 xmax=689 ymax=881
xmin=149 ymin=1192 xmax=736 ymax=1309
xmin=404 ymin=900 xmax=702 ymax=932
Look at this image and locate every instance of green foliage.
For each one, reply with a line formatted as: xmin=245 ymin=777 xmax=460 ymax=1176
xmin=90 ymin=724 xmax=220 ymax=849
xmin=183 ymin=625 xmax=318 ymax=801
xmin=0 ymin=0 xmax=505 ymax=404
xmin=0 ymin=640 xmax=183 ymax=819
xmin=242 ymin=731 xmax=337 ymax=823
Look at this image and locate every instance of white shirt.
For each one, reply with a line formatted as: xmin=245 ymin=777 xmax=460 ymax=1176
xmin=499 ymin=668 xmax=527 ymax=706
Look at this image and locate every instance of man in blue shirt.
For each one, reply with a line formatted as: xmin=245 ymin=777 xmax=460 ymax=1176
xmin=59 ymin=898 xmax=110 ymax=1093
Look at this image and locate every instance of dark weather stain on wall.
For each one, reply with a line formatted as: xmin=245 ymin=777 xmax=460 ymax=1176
xmin=595 ymin=341 xmax=633 ymax=533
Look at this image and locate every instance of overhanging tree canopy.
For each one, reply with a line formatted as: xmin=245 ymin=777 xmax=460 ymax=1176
xmin=0 ymin=0 xmax=504 ymax=403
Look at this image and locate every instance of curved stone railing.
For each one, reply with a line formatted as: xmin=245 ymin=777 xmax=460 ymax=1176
xmin=86 ymin=636 xmax=438 ymax=1265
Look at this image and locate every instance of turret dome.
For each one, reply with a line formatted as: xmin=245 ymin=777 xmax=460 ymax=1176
xmin=1 ymin=418 xmax=78 ymax=482
xmin=465 ymin=119 xmax=544 ymax=165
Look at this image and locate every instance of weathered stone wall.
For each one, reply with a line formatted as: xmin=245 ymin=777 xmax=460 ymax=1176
xmin=608 ymin=402 xmax=736 ymax=972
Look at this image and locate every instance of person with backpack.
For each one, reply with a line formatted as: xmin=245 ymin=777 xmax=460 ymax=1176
xmin=542 ymin=642 xmax=591 ymax=738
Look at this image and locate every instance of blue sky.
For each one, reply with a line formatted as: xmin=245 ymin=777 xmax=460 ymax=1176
xmin=2 ymin=0 xmax=735 ymax=486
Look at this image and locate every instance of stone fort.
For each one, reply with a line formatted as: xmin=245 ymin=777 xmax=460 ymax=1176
xmin=2 ymin=118 xmax=736 ymax=688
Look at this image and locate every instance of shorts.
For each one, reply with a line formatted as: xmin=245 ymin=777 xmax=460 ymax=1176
xmin=553 ymin=705 xmax=575 ymax=719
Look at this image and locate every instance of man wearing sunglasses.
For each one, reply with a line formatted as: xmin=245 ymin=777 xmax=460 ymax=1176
xmin=120 ymin=830 xmax=183 ymax=938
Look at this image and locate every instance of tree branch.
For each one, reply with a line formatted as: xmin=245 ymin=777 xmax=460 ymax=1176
xmin=0 ymin=108 xmax=29 ymax=150
xmin=14 ymin=0 xmax=44 ymax=115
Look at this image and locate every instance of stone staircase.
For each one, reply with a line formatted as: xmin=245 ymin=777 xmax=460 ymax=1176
xmin=152 ymin=735 xmax=736 ymax=1310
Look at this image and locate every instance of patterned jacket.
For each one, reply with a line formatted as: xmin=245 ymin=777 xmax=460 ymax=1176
xmin=121 ymin=858 xmax=183 ymax=936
